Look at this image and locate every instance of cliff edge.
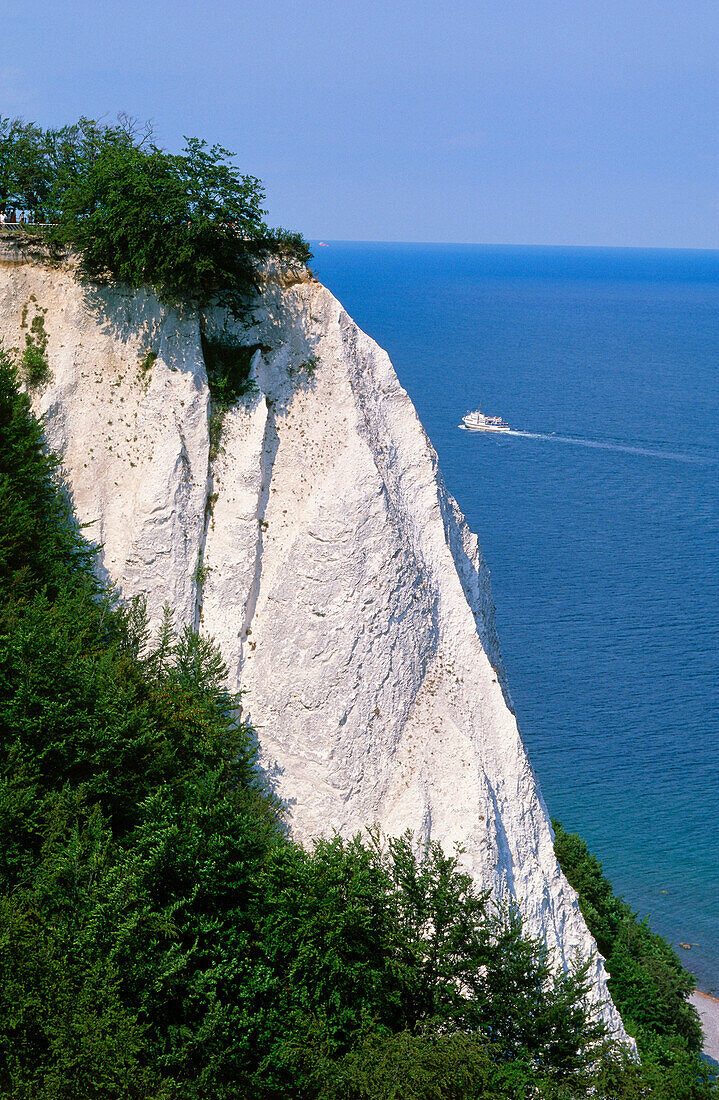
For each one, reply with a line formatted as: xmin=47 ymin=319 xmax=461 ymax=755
xmin=0 ymin=242 xmax=628 ymax=1039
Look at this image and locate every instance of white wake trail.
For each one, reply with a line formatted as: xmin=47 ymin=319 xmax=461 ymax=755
xmin=502 ymin=430 xmax=719 ymax=466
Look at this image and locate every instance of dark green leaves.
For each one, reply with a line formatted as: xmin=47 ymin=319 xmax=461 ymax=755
xmin=554 ymin=820 xmax=714 ymax=1098
xmin=1 ymin=114 xmax=311 ymax=308
xmin=201 ymin=335 xmax=262 ymax=406
xmin=0 ymin=117 xmax=51 ymax=215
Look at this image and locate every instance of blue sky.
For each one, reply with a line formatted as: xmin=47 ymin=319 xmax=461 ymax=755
xmin=4 ymin=0 xmax=719 ymax=247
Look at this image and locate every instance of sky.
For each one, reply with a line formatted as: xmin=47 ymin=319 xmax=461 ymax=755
xmin=4 ymin=0 xmax=719 ymax=247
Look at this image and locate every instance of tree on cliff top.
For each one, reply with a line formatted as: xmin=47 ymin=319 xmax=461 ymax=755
xmin=0 ymin=114 xmax=311 ymax=307
xmin=0 ymin=118 xmax=51 ymax=216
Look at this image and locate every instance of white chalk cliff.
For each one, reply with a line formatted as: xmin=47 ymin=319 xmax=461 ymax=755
xmin=0 ymin=238 xmax=627 ymax=1039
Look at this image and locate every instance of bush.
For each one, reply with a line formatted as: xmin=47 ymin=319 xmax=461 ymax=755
xmin=0 ymin=117 xmax=50 ymax=215
xmin=201 ymin=334 xmax=262 ymax=406
xmin=20 ymin=311 xmax=50 ymax=386
xmin=0 ymin=353 xmax=604 ymax=1092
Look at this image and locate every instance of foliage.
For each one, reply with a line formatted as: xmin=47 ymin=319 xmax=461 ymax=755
xmin=201 ymin=336 xmax=263 ymax=461
xmin=298 ymin=1029 xmax=512 ymax=1100
xmin=0 ymin=347 xmax=96 ymax=594
xmin=298 ymin=353 xmax=320 ymax=377
xmin=208 ymin=405 xmax=226 ymax=463
xmin=0 ymin=117 xmax=50 ymax=215
xmin=201 ymin=334 xmax=261 ymax=406
xmin=20 ymin=310 xmax=50 ymax=386
xmin=2 ymin=111 xmax=310 ymax=416
xmin=0 ymin=346 xmax=274 ymax=1096
xmin=138 ymin=349 xmax=157 ymax=380
xmin=0 ymin=114 xmax=311 ymax=308
xmin=380 ymin=832 xmax=607 ymax=1077
xmin=554 ymin=820 xmax=716 ymax=1097
xmin=193 ymin=554 xmax=212 ymax=587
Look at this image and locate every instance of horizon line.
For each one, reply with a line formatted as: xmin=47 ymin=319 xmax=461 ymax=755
xmin=307 ymin=239 xmax=719 ymax=255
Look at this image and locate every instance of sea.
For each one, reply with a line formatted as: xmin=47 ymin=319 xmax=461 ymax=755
xmin=310 ymin=242 xmax=719 ymax=995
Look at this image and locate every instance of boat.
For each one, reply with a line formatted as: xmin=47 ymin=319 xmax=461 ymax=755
xmin=461 ymin=409 xmax=511 ymax=432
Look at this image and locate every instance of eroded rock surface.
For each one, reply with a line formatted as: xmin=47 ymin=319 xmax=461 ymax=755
xmin=0 ymin=243 xmax=628 ymax=1039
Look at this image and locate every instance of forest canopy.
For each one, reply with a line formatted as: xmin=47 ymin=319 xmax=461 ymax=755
xmin=0 ymin=115 xmax=310 ymax=305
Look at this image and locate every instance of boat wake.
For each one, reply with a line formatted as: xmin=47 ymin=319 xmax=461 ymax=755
xmin=459 ymin=423 xmax=718 ymax=465
xmin=505 ymin=430 xmax=719 ymax=466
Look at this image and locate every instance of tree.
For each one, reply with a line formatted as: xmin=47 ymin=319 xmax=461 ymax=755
xmin=2 ymin=114 xmax=311 ymax=306
xmin=0 ymin=117 xmax=50 ymax=216
xmin=384 ymin=832 xmax=606 ymax=1079
xmin=553 ymin=821 xmax=702 ymax=1049
xmin=43 ymin=117 xmax=311 ymax=305
xmin=554 ymin=821 xmax=716 ymax=1099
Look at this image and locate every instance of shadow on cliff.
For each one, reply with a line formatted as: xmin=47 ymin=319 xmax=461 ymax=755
xmin=81 ymin=273 xmax=324 ymax=418
xmin=80 ymin=281 xmax=205 ymax=383
xmin=239 ymin=715 xmax=296 ymax=836
xmin=487 ymin=783 xmax=517 ymax=897
xmin=204 ymin=280 xmax=323 ymax=417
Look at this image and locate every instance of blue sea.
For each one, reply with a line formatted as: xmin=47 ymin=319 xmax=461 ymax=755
xmin=310 ymin=243 xmax=719 ymax=994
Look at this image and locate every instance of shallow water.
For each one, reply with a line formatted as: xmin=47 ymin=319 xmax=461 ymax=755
xmin=311 ymin=243 xmax=719 ymax=993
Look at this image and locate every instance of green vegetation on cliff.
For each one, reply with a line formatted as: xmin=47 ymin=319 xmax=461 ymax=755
xmin=0 ymin=345 xmax=715 ymax=1100
xmin=0 ymin=115 xmax=310 ymax=307
xmin=554 ymin=821 xmax=713 ymax=1098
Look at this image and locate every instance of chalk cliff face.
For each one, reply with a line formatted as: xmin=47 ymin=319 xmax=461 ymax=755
xmin=0 ymin=239 xmax=627 ymax=1039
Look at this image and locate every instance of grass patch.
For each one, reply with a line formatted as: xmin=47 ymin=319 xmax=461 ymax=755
xmin=138 ymin=349 xmax=157 ymax=381
xmin=298 ymin=353 xmax=319 ymax=377
xmin=202 ymin=336 xmax=266 ymax=462
xmin=288 ymin=352 xmax=320 ymax=381
xmin=193 ymin=556 xmax=212 ymax=587
xmin=208 ymin=406 xmax=226 ymax=463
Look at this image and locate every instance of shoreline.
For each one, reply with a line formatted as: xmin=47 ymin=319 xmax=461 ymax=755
xmin=690 ymin=990 xmax=719 ymax=1064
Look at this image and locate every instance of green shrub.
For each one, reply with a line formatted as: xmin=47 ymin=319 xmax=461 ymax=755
xmin=208 ymin=405 xmax=226 ymax=462
xmin=298 ymin=353 xmax=320 ymax=377
xmin=0 ymin=117 xmax=50 ymax=215
xmin=301 ymin=1029 xmax=512 ymax=1100
xmin=201 ymin=336 xmax=263 ymax=462
xmin=2 ymin=113 xmax=311 ymax=309
xmin=201 ymin=334 xmax=261 ymax=406
xmin=1 ymin=114 xmax=311 ymax=308
xmin=554 ymin=820 xmax=715 ymax=1097
xmin=193 ymin=555 xmax=211 ymax=586
xmin=138 ymin=349 xmax=157 ymax=380
xmin=20 ymin=311 xmax=50 ymax=387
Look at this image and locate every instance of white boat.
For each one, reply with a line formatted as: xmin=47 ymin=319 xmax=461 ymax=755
xmin=461 ymin=409 xmax=511 ymax=432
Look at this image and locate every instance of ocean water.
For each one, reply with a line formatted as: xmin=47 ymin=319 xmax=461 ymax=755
xmin=310 ymin=243 xmax=719 ymax=994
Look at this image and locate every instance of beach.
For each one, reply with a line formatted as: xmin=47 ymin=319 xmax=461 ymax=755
xmin=690 ymin=991 xmax=719 ymax=1064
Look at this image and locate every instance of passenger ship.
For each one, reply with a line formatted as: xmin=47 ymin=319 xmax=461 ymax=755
xmin=461 ymin=409 xmax=511 ymax=432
